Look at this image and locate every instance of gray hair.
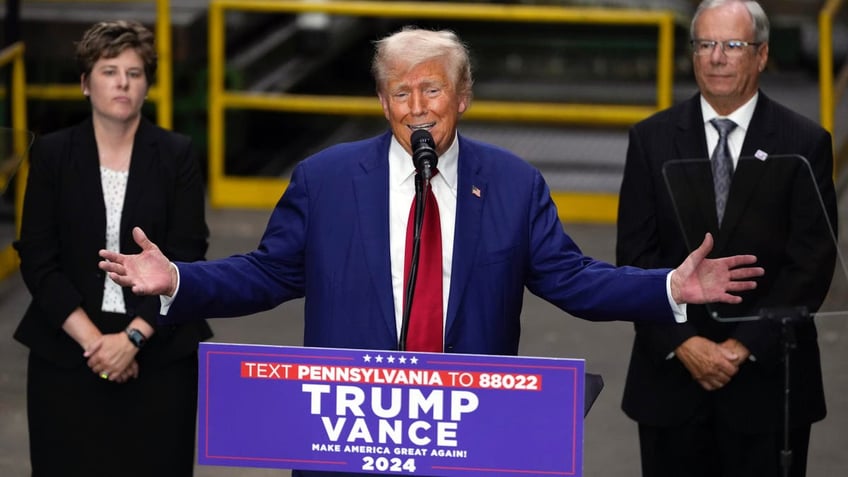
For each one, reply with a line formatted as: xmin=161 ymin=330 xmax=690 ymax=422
xmin=371 ymin=27 xmax=473 ymax=103
xmin=690 ymin=0 xmax=770 ymax=43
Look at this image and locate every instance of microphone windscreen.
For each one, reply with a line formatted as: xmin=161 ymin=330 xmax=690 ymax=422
xmin=411 ymin=130 xmax=437 ymax=172
xmin=411 ymin=129 xmax=435 ymax=153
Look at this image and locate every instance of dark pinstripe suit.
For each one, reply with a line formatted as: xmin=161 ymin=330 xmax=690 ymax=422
xmin=616 ymin=91 xmax=836 ymax=476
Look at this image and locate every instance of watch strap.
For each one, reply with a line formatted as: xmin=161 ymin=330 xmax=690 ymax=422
xmin=125 ymin=327 xmax=147 ymax=349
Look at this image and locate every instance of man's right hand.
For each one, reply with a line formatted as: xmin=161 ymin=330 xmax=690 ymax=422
xmin=675 ymin=336 xmax=740 ymax=391
xmin=99 ymin=227 xmax=177 ymax=296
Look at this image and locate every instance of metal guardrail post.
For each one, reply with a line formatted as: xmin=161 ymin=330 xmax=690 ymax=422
xmin=0 ymin=41 xmax=29 ymax=279
xmin=819 ymin=0 xmax=846 ymax=179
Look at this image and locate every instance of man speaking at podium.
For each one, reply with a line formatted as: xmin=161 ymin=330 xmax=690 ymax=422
xmin=101 ymin=27 xmax=762 ymax=476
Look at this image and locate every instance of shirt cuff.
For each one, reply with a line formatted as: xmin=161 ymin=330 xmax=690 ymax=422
xmin=666 ymin=271 xmax=687 ymax=323
xmin=158 ymin=262 xmax=180 ymax=315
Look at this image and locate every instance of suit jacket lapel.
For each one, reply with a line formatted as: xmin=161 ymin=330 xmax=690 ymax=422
xmin=671 ymin=95 xmax=718 ymax=245
xmin=718 ymin=92 xmax=772 ymax=246
xmin=72 ymin=119 xmax=107 ymax=243
xmin=445 ymin=136 xmax=486 ymax=336
xmin=353 ymin=132 xmax=397 ymax=342
xmin=122 ymin=118 xmax=155 ymax=235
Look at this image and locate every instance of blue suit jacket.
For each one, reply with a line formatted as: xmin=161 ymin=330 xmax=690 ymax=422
xmin=168 ymin=131 xmax=674 ymax=356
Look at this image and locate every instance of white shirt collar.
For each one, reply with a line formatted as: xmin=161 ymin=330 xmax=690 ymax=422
xmin=700 ymin=92 xmax=758 ymax=131
xmin=389 ymin=132 xmax=459 ymax=191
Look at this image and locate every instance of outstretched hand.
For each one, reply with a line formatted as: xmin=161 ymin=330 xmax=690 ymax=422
xmin=99 ymin=227 xmax=176 ymax=296
xmin=670 ymin=233 xmax=764 ymax=305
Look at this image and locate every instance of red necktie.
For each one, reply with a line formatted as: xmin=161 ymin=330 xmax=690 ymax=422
xmin=403 ymin=177 xmax=443 ymax=352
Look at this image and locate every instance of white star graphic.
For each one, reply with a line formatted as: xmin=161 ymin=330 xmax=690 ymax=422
xmin=375 ymin=355 xmax=384 ymax=363
xmin=363 ymin=354 xmax=372 ymax=362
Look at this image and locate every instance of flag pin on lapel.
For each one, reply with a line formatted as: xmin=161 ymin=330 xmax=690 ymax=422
xmin=471 ymin=185 xmax=481 ymax=198
xmin=754 ymin=149 xmax=768 ymax=161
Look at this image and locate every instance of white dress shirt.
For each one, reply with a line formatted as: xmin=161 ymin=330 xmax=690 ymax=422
xmin=701 ymin=93 xmax=758 ymax=168
xmin=388 ymin=133 xmax=459 ymax=337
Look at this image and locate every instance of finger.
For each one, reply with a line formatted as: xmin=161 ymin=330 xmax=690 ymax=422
xmin=721 ymin=254 xmax=759 ymax=268
xmin=83 ymin=339 xmax=103 ymax=358
xmin=728 ymin=266 xmax=765 ymax=279
xmin=98 ymin=260 xmax=125 ymax=274
xmin=718 ymin=346 xmax=739 ymax=362
xmin=690 ymin=232 xmax=714 ymax=264
xmin=99 ymin=249 xmax=121 ymax=262
xmin=715 ymin=293 xmax=744 ymax=304
xmin=724 ymin=281 xmax=758 ymax=292
xmin=107 ymin=271 xmax=131 ymax=287
xmin=133 ymin=227 xmax=155 ymax=251
xmin=87 ymin=357 xmax=102 ymax=371
xmin=715 ymin=363 xmax=738 ymax=378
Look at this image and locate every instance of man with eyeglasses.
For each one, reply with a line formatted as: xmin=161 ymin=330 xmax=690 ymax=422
xmin=616 ymin=1 xmax=836 ymax=476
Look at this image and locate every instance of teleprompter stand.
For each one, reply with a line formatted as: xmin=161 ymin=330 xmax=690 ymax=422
xmin=760 ymin=306 xmax=809 ymax=477
xmin=662 ymin=153 xmax=847 ymax=476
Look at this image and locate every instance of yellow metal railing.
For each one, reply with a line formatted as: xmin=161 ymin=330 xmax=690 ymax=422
xmin=0 ymin=0 xmax=173 ymax=280
xmin=22 ymin=0 xmax=174 ymax=129
xmin=0 ymin=41 xmax=30 ymax=280
xmin=208 ymin=0 xmax=680 ymax=222
xmin=819 ymin=0 xmax=847 ymax=176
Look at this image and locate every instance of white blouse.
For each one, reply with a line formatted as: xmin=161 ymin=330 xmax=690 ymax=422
xmin=100 ymin=166 xmax=128 ymax=314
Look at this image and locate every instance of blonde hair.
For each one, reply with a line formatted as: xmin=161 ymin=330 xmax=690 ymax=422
xmin=372 ymin=27 xmax=473 ymax=103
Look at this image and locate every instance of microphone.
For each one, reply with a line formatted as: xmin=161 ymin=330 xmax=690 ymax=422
xmin=411 ymin=129 xmax=438 ymax=182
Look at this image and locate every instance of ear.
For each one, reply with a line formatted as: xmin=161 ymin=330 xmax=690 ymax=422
xmin=378 ymin=92 xmax=391 ymax=121
xmin=757 ymin=43 xmax=769 ymax=72
xmin=457 ymin=95 xmax=469 ymax=115
xmin=80 ymin=74 xmax=89 ymax=96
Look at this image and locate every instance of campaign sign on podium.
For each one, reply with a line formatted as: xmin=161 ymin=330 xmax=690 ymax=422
xmin=198 ymin=343 xmax=586 ymax=476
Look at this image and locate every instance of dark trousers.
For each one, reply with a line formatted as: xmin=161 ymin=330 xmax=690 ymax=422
xmin=27 ymin=351 xmax=200 ymax=477
xmin=637 ymin=412 xmax=811 ymax=477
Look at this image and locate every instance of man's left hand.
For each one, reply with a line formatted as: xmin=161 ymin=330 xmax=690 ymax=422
xmin=670 ymin=233 xmax=764 ymax=304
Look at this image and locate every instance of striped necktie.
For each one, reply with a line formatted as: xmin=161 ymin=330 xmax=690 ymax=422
xmin=710 ymin=118 xmax=737 ymax=225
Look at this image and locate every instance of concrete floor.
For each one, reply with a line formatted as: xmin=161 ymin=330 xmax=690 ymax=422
xmin=1 ymin=206 xmax=846 ymax=476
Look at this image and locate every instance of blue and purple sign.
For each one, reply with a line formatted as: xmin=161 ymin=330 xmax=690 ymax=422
xmin=198 ymin=343 xmax=585 ymax=476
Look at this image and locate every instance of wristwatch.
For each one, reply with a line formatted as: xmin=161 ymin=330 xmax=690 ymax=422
xmin=125 ymin=327 xmax=148 ymax=349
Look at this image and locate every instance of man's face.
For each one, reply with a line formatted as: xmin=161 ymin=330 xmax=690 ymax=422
xmin=378 ymin=58 xmax=468 ymax=157
xmin=692 ymin=2 xmax=768 ymax=114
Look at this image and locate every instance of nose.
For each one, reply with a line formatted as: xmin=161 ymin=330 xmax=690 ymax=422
xmin=709 ymin=43 xmax=727 ymax=62
xmin=409 ymin=91 xmax=427 ymax=116
xmin=117 ymin=71 xmax=130 ymax=89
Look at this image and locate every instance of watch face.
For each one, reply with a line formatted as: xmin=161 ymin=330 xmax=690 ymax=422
xmin=127 ymin=328 xmax=146 ymax=348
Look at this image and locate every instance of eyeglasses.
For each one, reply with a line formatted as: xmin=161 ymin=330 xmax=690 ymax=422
xmin=690 ymin=39 xmax=762 ymax=57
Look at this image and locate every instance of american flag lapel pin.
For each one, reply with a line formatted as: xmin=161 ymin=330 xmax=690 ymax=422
xmin=471 ymin=185 xmax=481 ymax=198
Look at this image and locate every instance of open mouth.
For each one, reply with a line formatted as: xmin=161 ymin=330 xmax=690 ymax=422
xmin=408 ymin=123 xmax=435 ymax=132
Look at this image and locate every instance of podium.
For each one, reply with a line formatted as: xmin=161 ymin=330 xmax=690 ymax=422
xmin=196 ymin=343 xmax=603 ymax=476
